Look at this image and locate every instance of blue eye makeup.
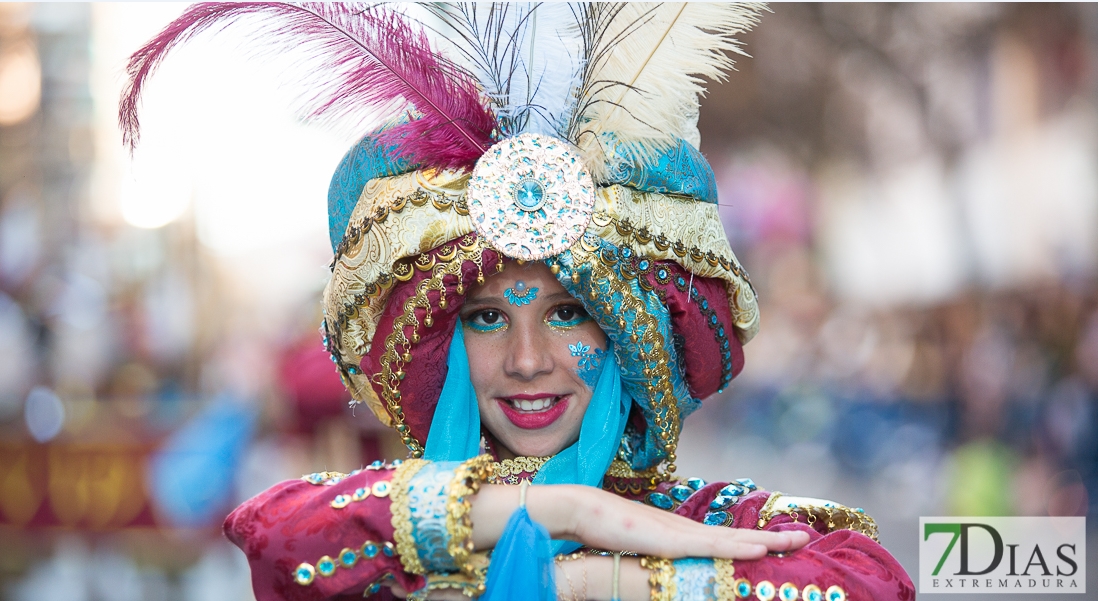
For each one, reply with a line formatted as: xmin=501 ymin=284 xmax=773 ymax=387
xmin=462 ymin=309 xmax=508 ymax=333
xmin=545 ymin=304 xmax=591 ymax=330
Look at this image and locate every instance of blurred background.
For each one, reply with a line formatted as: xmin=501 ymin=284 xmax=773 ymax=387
xmin=0 ymin=3 xmax=1094 ymax=600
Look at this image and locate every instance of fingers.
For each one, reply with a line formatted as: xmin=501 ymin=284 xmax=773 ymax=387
xmin=705 ymin=529 xmax=811 ymax=559
xmin=569 ymin=486 xmax=815 ymax=561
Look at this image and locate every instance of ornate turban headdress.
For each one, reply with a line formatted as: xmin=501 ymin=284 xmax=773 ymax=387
xmin=121 ymin=2 xmax=763 ymax=475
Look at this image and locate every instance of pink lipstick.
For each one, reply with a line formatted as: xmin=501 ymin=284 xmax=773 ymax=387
xmin=497 ymin=394 xmax=570 ymax=430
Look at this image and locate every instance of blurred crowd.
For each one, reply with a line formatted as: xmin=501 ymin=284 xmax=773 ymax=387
xmin=1 ymin=3 xmax=1096 ymax=601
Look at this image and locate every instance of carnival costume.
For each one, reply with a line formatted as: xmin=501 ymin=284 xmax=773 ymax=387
xmin=122 ymin=3 xmax=914 ymax=600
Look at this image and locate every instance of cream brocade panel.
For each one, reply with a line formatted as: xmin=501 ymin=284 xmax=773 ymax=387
xmin=592 ymin=185 xmax=759 ymax=341
xmin=323 ymin=170 xmax=474 ymax=419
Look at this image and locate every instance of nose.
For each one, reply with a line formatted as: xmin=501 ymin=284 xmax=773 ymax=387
xmin=503 ymin=321 xmax=554 ymax=381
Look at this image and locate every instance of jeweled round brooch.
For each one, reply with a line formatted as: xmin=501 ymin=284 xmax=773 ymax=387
xmin=467 ymin=133 xmax=595 ymax=260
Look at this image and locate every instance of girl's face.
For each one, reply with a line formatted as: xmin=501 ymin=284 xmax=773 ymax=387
xmin=461 ymin=261 xmax=608 ymax=459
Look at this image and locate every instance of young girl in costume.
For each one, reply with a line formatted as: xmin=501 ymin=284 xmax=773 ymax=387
xmin=122 ymin=3 xmax=915 ymax=600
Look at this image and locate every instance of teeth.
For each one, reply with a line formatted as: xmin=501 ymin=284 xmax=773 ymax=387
xmin=512 ymin=397 xmax=557 ymax=412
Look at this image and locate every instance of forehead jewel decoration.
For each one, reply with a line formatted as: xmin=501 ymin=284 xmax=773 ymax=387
xmin=468 ymin=133 xmax=595 ymax=261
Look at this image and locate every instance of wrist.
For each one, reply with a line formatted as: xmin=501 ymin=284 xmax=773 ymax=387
xmin=527 ymin=484 xmax=584 ymax=541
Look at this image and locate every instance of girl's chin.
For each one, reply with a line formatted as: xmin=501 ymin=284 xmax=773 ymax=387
xmin=494 ymin=428 xmax=578 ymax=458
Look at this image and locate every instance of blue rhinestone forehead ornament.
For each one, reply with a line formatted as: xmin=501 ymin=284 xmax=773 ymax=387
xmin=468 ymin=133 xmax=596 ymax=261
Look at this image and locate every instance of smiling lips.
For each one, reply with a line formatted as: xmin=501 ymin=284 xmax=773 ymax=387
xmin=497 ymin=394 xmax=570 ymax=429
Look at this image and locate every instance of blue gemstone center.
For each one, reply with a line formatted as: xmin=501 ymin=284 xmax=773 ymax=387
xmin=513 ymin=179 xmax=545 ymax=211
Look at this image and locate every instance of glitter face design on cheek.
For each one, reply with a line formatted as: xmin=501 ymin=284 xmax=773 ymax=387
xmin=568 ymin=341 xmax=606 ymax=389
xmin=503 ymin=280 xmax=538 ymax=306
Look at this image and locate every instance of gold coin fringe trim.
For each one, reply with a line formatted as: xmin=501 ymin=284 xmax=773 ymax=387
xmin=376 ymin=236 xmax=497 ymax=456
xmin=592 ymin=210 xmax=752 ymax=286
xmin=757 ymin=492 xmax=880 ymax=542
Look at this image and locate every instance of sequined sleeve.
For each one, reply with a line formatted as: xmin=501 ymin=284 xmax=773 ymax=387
xmin=223 ymin=461 xmax=416 ymax=601
xmin=223 ymin=457 xmax=492 ymax=601
xmin=633 ymin=478 xmax=915 ymax=600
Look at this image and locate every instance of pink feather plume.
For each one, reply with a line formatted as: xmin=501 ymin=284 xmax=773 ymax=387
xmin=119 ymin=2 xmax=497 ymax=170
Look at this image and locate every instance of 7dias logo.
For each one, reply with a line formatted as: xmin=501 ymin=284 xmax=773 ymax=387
xmin=919 ymin=517 xmax=1086 ymax=594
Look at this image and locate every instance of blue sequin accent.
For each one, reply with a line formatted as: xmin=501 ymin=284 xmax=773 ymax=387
xmin=513 ymin=179 xmax=546 ymax=210
xmin=669 ymin=485 xmax=694 ymax=502
xmin=317 ymin=556 xmax=336 ymax=577
xmin=720 ymin=483 xmax=746 ymax=497
xmin=327 ymin=131 xmax=417 ymax=252
xmin=686 ymin=477 xmax=707 ymax=490
xmin=735 ymin=478 xmax=757 ymax=491
xmin=362 ymin=542 xmax=379 ymax=558
xmin=645 ymin=492 xmax=675 ymax=510
xmin=340 ymin=549 xmax=357 ymax=567
xmin=504 ymin=284 xmax=539 ymax=306
xmin=736 ymin=581 xmax=752 ymax=597
xmin=709 ymin=495 xmax=737 ymax=510
xmin=294 ymin=564 xmax=315 ymax=586
xmin=569 ymin=342 xmax=606 ymax=389
xmin=703 ymin=511 xmax=730 ymax=526
xmin=805 ymin=590 xmax=823 ymax=601
xmin=601 ymin=135 xmax=718 ymax=203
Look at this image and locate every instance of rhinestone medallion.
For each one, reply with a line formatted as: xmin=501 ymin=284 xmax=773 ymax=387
xmin=468 ymin=133 xmax=595 ymax=260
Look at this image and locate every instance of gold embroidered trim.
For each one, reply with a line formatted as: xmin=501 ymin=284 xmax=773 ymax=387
xmin=389 ymin=458 xmax=429 ymax=575
xmin=323 ymin=169 xmax=474 ymax=426
xmin=756 ymin=492 xmax=879 ymax=542
xmin=602 ymin=460 xmax=669 ymax=494
xmin=604 ymin=459 xmax=666 ymax=480
xmin=491 ymin=456 xmax=551 ymax=483
xmin=590 ymin=185 xmax=759 ymax=342
xmin=565 ymin=238 xmax=681 ymax=474
xmin=714 ymin=559 xmax=736 ymax=600
xmin=641 ymin=557 xmax=675 ymax=601
xmin=411 ymin=559 xmax=490 ymax=599
xmin=376 ymin=235 xmax=496 ymax=456
xmin=446 ymin=455 xmax=494 ymax=578
xmin=301 ymin=471 xmax=348 ymax=485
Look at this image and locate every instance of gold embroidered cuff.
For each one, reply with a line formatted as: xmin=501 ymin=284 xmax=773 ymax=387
xmin=756 ymin=492 xmax=880 ymax=542
xmin=714 ymin=559 xmax=736 ymax=600
xmin=640 ymin=557 xmax=675 ymax=601
xmin=446 ymin=454 xmax=494 ymax=578
xmin=389 ymin=458 xmax=430 ymax=575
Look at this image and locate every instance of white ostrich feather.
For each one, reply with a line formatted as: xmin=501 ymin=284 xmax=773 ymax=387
xmin=569 ymin=3 xmax=766 ymax=182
